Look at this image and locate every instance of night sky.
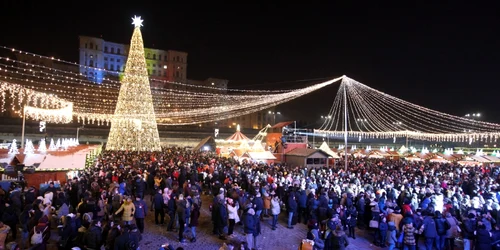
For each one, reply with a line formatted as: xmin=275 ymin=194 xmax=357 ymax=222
xmin=2 ymin=2 xmax=500 ymax=125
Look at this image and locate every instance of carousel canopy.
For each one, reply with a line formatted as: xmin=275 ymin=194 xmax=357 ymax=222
xmin=226 ymin=131 xmax=250 ymax=142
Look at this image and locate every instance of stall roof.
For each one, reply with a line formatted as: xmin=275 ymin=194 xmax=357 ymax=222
xmin=247 ymin=151 xmax=277 ymax=160
xmin=286 ymin=148 xmax=329 ymax=157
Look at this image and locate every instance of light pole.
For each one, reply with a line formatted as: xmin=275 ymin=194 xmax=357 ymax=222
xmin=76 ymin=126 xmax=85 ymax=141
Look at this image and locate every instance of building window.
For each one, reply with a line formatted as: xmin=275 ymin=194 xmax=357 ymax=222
xmin=104 ymin=57 xmax=108 ymax=61
xmin=96 ymin=45 xmax=98 ymax=50
xmin=153 ymin=64 xmax=156 ymax=68
xmin=175 ymin=71 xmax=179 ymax=78
xmin=110 ymin=58 xmax=114 ymax=62
xmin=153 ymin=54 xmax=156 ymax=60
xmin=89 ymin=60 xmax=94 ymax=67
xmin=163 ymin=71 xmax=167 ymax=77
xmin=85 ymin=43 xmax=87 ymax=49
xmin=176 ymin=56 xmax=179 ymax=61
xmin=111 ymin=48 xmax=114 ymax=54
xmin=117 ymin=48 xmax=121 ymax=54
xmin=159 ymin=55 xmax=162 ymax=61
xmin=104 ymin=46 xmax=108 ymax=52
xmin=164 ymin=56 xmax=167 ymax=62
xmin=90 ymin=42 xmax=93 ymax=49
xmin=153 ymin=69 xmax=156 ymax=75
xmin=117 ymin=59 xmax=120 ymax=63
xmin=104 ymin=63 xmax=108 ymax=69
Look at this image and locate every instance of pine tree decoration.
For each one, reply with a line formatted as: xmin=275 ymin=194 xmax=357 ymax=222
xmin=55 ymin=138 xmax=61 ymax=149
xmin=106 ymin=16 xmax=161 ymax=151
xmin=49 ymin=138 xmax=57 ymax=151
xmin=24 ymin=139 xmax=35 ymax=154
xmin=38 ymin=139 xmax=47 ymax=153
xmin=8 ymin=139 xmax=19 ymax=154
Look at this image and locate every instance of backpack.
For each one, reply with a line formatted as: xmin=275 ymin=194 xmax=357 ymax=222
xmin=31 ymin=226 xmax=47 ymax=245
xmin=126 ymin=240 xmax=138 ymax=250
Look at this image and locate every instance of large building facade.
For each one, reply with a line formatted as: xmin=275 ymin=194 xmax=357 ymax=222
xmin=78 ymin=36 xmax=188 ymax=86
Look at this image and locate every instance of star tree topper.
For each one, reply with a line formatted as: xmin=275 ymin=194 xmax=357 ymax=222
xmin=132 ymin=16 xmax=143 ymax=28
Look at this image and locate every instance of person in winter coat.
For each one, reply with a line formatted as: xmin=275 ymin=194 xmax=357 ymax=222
xmin=306 ymin=220 xmax=324 ymax=250
xmin=176 ymin=194 xmax=188 ymax=242
xmin=491 ymin=223 xmax=500 ymax=250
xmin=434 ymin=211 xmax=448 ymax=250
xmin=418 ymin=210 xmax=438 ymax=250
xmin=378 ymin=217 xmax=388 ymax=247
xmin=83 ymin=220 xmax=102 ymax=250
xmin=114 ymin=197 xmax=135 ymax=224
xmin=153 ymin=189 xmax=165 ymax=225
xmin=263 ymin=192 xmax=271 ymax=217
xmin=297 ymin=189 xmax=307 ymax=224
xmin=402 ymin=222 xmax=417 ymax=250
xmin=133 ymin=197 xmax=147 ymax=233
xmin=190 ymin=202 xmax=200 ymax=242
xmin=287 ymin=192 xmax=297 ymax=229
xmin=387 ymin=221 xmax=397 ymax=250
xmin=244 ymin=208 xmax=257 ymax=250
xmin=271 ymin=195 xmax=280 ymax=230
xmin=347 ymin=205 xmax=357 ymax=239
xmin=463 ymin=213 xmax=477 ymax=250
xmin=475 ymin=224 xmax=492 ymax=250
xmin=226 ymin=198 xmax=239 ymax=237
xmin=330 ymin=225 xmax=349 ymax=250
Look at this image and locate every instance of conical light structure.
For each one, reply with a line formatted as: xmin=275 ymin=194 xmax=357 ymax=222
xmin=106 ymin=17 xmax=161 ymax=151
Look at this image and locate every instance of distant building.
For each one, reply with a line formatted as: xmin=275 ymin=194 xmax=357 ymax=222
xmin=78 ymin=35 xmax=188 ymax=86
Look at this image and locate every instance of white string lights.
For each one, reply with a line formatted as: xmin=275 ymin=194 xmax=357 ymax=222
xmin=0 ymin=48 xmax=341 ymax=125
xmin=315 ymin=76 xmax=500 ymax=143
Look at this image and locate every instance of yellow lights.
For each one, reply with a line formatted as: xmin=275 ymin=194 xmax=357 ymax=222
xmin=106 ymin=19 xmax=161 ymax=151
xmin=0 ymin=81 xmax=73 ymax=123
xmin=316 ymin=76 xmax=500 ymax=143
xmin=163 ymin=65 xmax=167 ymax=69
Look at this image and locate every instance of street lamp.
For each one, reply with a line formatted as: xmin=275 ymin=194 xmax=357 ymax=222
xmin=268 ymin=111 xmax=281 ymax=124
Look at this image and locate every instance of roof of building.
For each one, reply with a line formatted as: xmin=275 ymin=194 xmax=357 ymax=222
xmin=285 ymin=148 xmax=329 ymax=157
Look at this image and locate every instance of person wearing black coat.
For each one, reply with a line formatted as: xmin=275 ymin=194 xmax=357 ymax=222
xmin=297 ymin=189 xmax=308 ymax=224
xmin=287 ymin=192 xmax=297 ymax=229
xmin=166 ymin=194 xmax=176 ymax=231
xmin=153 ymin=189 xmax=165 ymax=225
xmin=476 ymin=224 xmax=492 ymax=250
xmin=347 ymin=205 xmax=358 ymax=239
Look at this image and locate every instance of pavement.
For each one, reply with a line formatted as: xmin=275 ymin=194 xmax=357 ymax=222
xmin=137 ymin=194 xmax=383 ymax=250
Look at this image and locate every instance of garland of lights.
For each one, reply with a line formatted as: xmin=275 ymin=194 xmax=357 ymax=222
xmin=315 ymin=76 xmax=500 ymax=143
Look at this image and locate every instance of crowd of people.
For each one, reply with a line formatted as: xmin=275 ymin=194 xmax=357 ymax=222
xmin=0 ymin=147 xmax=498 ymax=250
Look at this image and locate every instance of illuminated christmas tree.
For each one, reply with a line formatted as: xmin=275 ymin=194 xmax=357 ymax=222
xmin=106 ymin=16 xmax=161 ymax=151
xmin=24 ymin=139 xmax=34 ymax=154
xmin=38 ymin=139 xmax=47 ymax=153
xmin=8 ymin=139 xmax=19 ymax=154
xmin=49 ymin=138 xmax=57 ymax=151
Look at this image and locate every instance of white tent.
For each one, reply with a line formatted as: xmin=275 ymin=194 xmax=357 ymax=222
xmin=319 ymin=142 xmax=340 ymax=159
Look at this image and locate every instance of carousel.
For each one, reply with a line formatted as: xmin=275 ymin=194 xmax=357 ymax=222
xmin=213 ymin=125 xmax=276 ymax=163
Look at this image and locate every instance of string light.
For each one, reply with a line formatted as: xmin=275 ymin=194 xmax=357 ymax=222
xmin=106 ymin=17 xmax=161 ymax=151
xmin=0 ymin=53 xmax=342 ymax=125
xmin=315 ymin=76 xmax=500 ymax=143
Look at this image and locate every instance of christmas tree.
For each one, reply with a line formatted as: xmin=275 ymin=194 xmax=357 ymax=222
xmin=8 ymin=139 xmax=19 ymax=154
xmin=24 ymin=139 xmax=35 ymax=154
xmin=49 ymin=138 xmax=57 ymax=151
xmin=106 ymin=16 xmax=161 ymax=151
xmin=38 ymin=139 xmax=47 ymax=153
